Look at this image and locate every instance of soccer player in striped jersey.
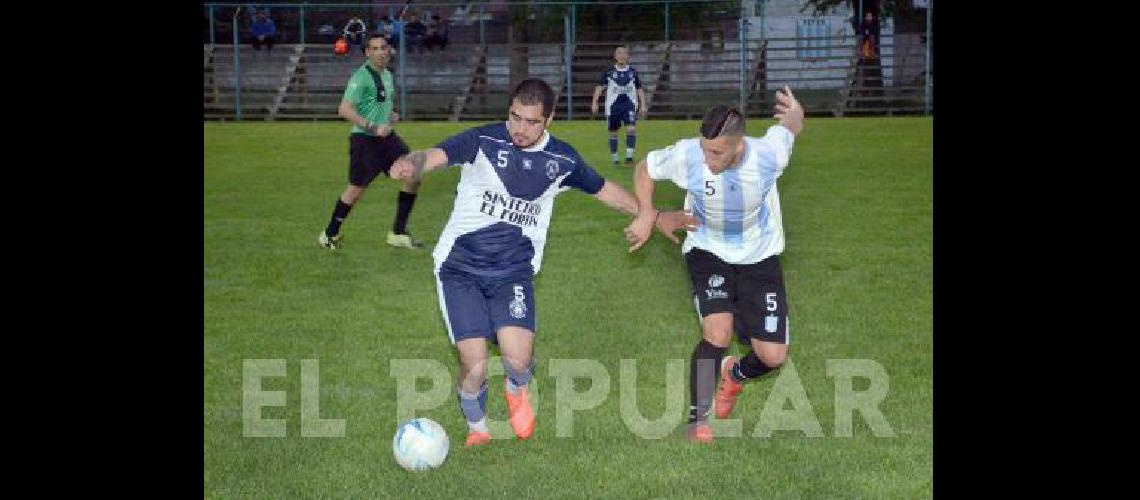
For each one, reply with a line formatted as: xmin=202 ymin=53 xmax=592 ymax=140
xmin=390 ymin=79 xmax=683 ymax=447
xmin=624 ymin=87 xmax=806 ymax=443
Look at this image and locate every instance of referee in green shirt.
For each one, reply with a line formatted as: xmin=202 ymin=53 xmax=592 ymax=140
xmin=319 ymin=34 xmax=422 ymax=250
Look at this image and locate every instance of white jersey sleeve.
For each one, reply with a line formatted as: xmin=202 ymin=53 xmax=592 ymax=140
xmin=760 ymin=125 xmax=796 ymax=176
xmin=645 ymin=139 xmax=694 ymax=189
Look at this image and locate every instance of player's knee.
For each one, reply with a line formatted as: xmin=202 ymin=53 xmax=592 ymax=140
xmin=627 ymin=126 xmax=636 ymax=134
xmin=460 ymin=359 xmax=488 ymax=384
xmin=342 ymin=186 xmax=364 ymax=204
xmin=757 ymin=346 xmax=787 ymax=368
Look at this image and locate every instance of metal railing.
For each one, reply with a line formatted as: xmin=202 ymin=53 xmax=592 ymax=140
xmin=204 ymin=1 xmax=932 ymax=120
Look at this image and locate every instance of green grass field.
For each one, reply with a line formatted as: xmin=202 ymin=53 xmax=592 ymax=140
xmin=204 ymin=117 xmax=932 ymax=498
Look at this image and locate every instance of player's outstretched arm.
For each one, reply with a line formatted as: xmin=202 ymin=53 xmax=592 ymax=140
xmin=390 ymin=148 xmax=449 ymax=181
xmin=774 ymin=85 xmax=804 ymax=136
xmin=623 ymin=159 xmax=700 ymax=251
xmin=655 ymin=210 xmax=698 ymax=242
xmin=592 ymin=180 xmax=638 ymax=217
xmin=624 ymin=159 xmax=659 ymax=252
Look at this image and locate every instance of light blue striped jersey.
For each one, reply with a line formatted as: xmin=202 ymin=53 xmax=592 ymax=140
xmin=645 ymin=125 xmax=795 ymax=264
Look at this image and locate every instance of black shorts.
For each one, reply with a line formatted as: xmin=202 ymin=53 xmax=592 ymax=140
xmin=685 ymin=248 xmax=789 ymax=345
xmin=348 ymin=132 xmax=410 ymax=187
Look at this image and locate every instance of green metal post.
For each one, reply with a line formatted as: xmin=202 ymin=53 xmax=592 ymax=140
xmin=571 ymin=3 xmax=576 ymax=45
xmin=399 ymin=22 xmax=406 ymax=118
xmin=739 ymin=15 xmax=745 ymax=114
xmin=565 ymin=15 xmax=572 ymax=120
xmin=924 ymin=0 xmax=932 ymax=115
xmin=233 ymin=8 xmax=242 ymax=120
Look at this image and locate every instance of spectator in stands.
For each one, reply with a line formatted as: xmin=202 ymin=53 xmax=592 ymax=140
xmin=318 ymin=21 xmax=337 ymax=43
xmin=424 ymin=14 xmax=449 ymax=51
xmin=404 ymin=12 xmax=428 ymax=54
xmin=344 ymin=15 xmax=368 ymax=55
xmin=857 ymin=11 xmax=880 ymax=60
xmin=377 ymin=15 xmax=395 ymax=45
xmin=250 ymin=10 xmax=277 ymax=53
xmin=390 ymin=13 xmax=405 ymax=47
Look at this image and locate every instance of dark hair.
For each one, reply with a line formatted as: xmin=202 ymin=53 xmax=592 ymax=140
xmin=700 ymin=105 xmax=745 ymax=139
xmin=367 ymin=33 xmax=388 ymax=46
xmin=510 ymin=79 xmax=555 ymax=119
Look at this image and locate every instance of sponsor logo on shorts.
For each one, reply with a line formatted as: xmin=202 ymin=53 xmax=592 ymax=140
xmin=705 ymin=289 xmax=728 ymax=300
xmin=765 ymin=315 xmax=779 ymax=333
xmin=708 ymin=275 xmax=725 ymax=288
xmin=509 ymin=285 xmax=528 ymax=319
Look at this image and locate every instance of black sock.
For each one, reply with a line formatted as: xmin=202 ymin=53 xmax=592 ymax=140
xmin=393 ymin=191 xmax=417 ymax=235
xmin=325 ymin=199 xmax=353 ymax=237
xmin=688 ymin=339 xmax=726 ymax=423
xmin=731 ymin=351 xmax=776 ymax=382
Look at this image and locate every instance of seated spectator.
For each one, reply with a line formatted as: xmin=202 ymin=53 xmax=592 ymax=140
xmin=250 ymin=10 xmax=277 ymax=53
xmin=424 ymin=14 xmax=449 ymax=51
xmin=343 ymin=15 xmax=368 ymax=55
xmin=390 ymin=15 xmax=405 ymax=47
xmin=318 ymin=22 xmax=337 ymax=43
xmin=377 ymin=15 xmax=395 ymax=44
xmin=403 ymin=12 xmax=427 ymax=53
xmin=376 ymin=15 xmax=394 ymax=36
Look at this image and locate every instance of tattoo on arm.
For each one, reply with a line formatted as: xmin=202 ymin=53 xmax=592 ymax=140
xmin=408 ymin=151 xmax=427 ymax=176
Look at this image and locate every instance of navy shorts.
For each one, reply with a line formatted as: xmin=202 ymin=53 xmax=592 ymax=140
xmin=435 ymin=267 xmax=536 ymax=344
xmin=607 ymin=102 xmax=637 ymax=131
xmin=685 ymin=249 xmax=790 ymax=345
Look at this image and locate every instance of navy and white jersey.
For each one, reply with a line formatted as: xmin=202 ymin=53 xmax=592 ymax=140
xmin=598 ymin=64 xmax=642 ymax=116
xmin=645 ymin=125 xmax=796 ymax=265
xmin=433 ymin=123 xmax=606 ymax=277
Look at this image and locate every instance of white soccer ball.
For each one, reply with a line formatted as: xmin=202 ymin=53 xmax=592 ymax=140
xmin=392 ymin=418 xmax=449 ymax=471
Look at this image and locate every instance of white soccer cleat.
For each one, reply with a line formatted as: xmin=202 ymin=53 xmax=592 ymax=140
xmin=318 ymin=232 xmax=342 ymax=250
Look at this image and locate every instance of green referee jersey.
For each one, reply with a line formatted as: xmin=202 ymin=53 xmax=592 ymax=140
xmin=342 ymin=62 xmax=395 ymax=135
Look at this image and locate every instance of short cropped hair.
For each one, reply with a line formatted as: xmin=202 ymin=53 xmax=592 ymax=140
xmin=510 ymin=78 xmax=555 ymax=119
xmin=700 ymin=105 xmax=745 ymax=139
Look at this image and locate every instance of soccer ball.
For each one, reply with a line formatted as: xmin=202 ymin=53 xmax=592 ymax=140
xmin=392 ymin=418 xmax=449 ymax=471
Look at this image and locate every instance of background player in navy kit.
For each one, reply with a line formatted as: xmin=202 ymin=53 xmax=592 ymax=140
xmin=624 ymin=88 xmax=806 ymax=444
xmin=591 ymin=46 xmax=648 ymax=165
xmin=390 ymin=79 xmax=688 ymax=448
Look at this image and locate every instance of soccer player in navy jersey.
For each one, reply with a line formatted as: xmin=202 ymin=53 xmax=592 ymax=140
xmin=390 ymin=79 xmax=690 ymax=447
xmin=591 ymin=46 xmax=648 ymax=165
